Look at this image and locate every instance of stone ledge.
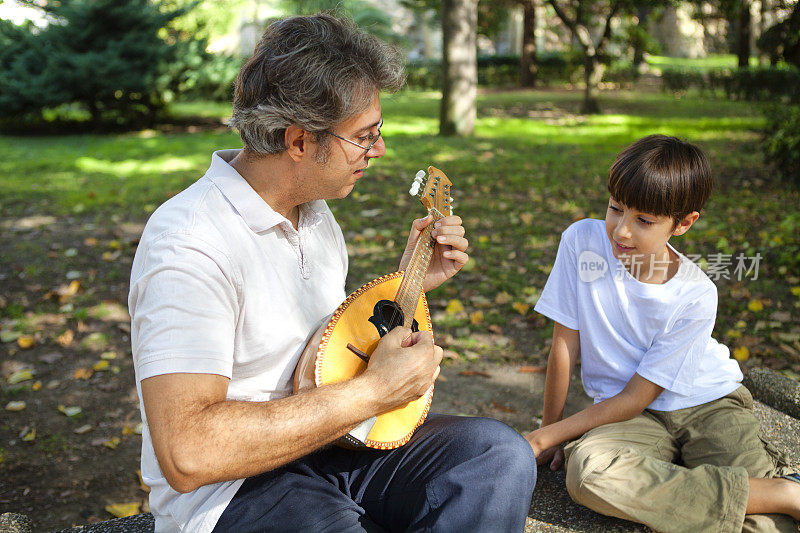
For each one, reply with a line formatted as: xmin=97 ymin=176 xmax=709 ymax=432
xmin=743 ymin=367 xmax=800 ymax=421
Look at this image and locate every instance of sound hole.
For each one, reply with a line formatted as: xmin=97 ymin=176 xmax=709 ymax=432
xmin=368 ymin=300 xmax=419 ymax=338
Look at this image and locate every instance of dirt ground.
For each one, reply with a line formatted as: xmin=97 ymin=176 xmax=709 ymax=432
xmin=0 ymin=214 xmax=565 ymax=531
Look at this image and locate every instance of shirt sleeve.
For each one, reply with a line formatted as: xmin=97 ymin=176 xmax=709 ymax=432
xmin=534 ymin=223 xmax=580 ymax=330
xmin=129 ymin=232 xmax=240 ymax=382
xmin=635 ymin=287 xmax=718 ymax=396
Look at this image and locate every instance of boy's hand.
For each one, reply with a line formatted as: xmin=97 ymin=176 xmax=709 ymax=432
xmin=525 ymin=429 xmax=565 ymax=470
xmin=524 ymin=429 xmax=543 ymax=457
xmin=536 ymin=445 xmax=565 ymax=471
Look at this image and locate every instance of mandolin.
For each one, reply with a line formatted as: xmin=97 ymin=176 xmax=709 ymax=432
xmin=293 ymin=166 xmax=453 ymax=450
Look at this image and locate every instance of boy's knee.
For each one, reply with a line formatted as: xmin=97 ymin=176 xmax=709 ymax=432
xmin=564 ymin=443 xmax=619 ymax=504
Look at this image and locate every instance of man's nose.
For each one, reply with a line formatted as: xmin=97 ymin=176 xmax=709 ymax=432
xmin=367 ymin=136 xmax=385 ymax=158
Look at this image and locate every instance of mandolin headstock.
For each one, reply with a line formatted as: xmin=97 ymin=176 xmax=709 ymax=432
xmin=408 ymin=166 xmax=452 ymax=217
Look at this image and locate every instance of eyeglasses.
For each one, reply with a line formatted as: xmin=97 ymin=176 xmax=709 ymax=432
xmin=324 ymin=118 xmax=383 ymax=154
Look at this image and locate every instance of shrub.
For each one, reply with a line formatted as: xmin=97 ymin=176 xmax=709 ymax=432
xmin=0 ymin=0 xmax=201 ymax=130
xmin=660 ymin=66 xmax=800 ymax=103
xmin=762 ymin=105 xmax=800 ymax=188
xmin=405 ymin=51 xmax=581 ymax=90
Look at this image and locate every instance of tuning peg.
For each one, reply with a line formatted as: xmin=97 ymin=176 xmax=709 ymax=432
xmin=415 ymin=170 xmax=426 ymax=182
xmin=409 ymin=182 xmax=421 ymax=196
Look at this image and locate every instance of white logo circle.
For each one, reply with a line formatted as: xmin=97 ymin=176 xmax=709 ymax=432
xmin=578 ymin=250 xmax=608 ymax=282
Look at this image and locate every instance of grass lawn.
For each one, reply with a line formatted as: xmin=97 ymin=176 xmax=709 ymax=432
xmin=1 ymin=88 xmax=799 ymax=373
xmin=645 ymin=53 xmax=765 ymax=70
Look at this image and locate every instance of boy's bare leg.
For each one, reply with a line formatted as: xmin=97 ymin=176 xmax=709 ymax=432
xmin=746 ymin=477 xmax=800 ymax=520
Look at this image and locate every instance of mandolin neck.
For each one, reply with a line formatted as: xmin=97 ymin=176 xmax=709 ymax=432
xmin=395 ymin=209 xmax=444 ymax=329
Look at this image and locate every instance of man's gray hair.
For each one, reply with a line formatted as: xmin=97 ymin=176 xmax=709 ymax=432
xmin=229 ymin=13 xmax=405 ymax=155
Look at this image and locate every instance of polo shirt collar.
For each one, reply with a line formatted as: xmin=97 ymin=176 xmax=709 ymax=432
xmin=204 ymin=149 xmax=325 ymax=234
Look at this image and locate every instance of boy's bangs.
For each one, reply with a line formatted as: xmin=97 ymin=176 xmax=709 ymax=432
xmin=608 ymin=165 xmax=678 ymax=218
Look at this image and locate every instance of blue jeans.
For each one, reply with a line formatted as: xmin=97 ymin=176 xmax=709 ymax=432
xmin=212 ymin=414 xmax=537 ymax=532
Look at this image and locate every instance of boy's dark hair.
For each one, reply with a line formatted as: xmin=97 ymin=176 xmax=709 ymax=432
xmin=608 ymin=134 xmax=713 ymax=222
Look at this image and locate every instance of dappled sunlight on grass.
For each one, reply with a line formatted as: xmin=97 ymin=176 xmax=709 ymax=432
xmin=75 ymin=155 xmax=198 ymax=177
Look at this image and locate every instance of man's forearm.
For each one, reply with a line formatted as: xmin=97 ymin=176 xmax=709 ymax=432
xmin=144 ymin=372 xmax=389 ymax=493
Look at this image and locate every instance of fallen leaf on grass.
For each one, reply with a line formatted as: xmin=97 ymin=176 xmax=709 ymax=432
xmin=105 ymin=502 xmax=140 ymax=518
xmin=93 ymin=360 xmax=109 ymax=371
xmin=445 ymin=299 xmax=464 ymax=314
xmin=21 ymin=427 xmax=36 ymax=441
xmin=46 ymin=280 xmax=81 ymax=304
xmin=518 ymin=366 xmax=546 ymax=374
xmin=470 ymin=311 xmax=484 ymax=325
xmin=512 ymin=302 xmax=530 ymax=315
xmin=32 ymin=381 xmax=42 ymax=391
xmin=58 ymin=405 xmax=82 ymax=417
xmin=8 ymin=369 xmax=33 ymax=384
xmin=100 ymin=351 xmax=117 ymax=360
xmin=733 ymin=346 xmax=750 ymax=361
xmin=122 ymin=424 xmax=137 ymax=436
xmin=103 ymin=437 xmax=121 ymax=449
xmin=17 ymin=336 xmax=35 ymax=349
xmin=57 ymin=329 xmax=74 ymax=347
xmin=0 ymin=330 xmax=22 ymax=343
xmin=459 ymin=370 xmax=491 ymax=378
xmin=488 ymin=325 xmax=503 ymax=334
xmin=490 ymin=400 xmax=516 ymax=413
xmin=74 ymin=368 xmax=94 ymax=380
xmin=137 ymin=470 xmax=151 ymax=493
xmin=5 ymin=401 xmax=27 ymax=411
xmin=74 ymin=424 xmax=93 ymax=435
xmin=747 ymin=299 xmax=764 ymax=312
xmin=495 ymin=292 xmax=512 ymax=305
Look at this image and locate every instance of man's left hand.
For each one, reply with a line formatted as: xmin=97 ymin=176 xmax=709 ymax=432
xmin=398 ymin=214 xmax=469 ymax=292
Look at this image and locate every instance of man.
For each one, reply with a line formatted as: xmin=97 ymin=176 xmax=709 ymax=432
xmin=129 ymin=13 xmax=536 ymax=532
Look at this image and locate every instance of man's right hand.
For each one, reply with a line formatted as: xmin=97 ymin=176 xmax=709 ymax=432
xmin=362 ymin=327 xmax=442 ymax=410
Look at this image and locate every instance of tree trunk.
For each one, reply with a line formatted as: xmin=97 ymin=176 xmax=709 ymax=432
xmin=738 ymin=0 xmax=752 ymax=68
xmin=581 ymin=55 xmax=603 ymax=114
xmin=633 ymin=5 xmax=650 ymax=68
xmin=520 ymin=0 xmax=537 ymax=87
xmin=440 ymin=0 xmax=477 ymax=136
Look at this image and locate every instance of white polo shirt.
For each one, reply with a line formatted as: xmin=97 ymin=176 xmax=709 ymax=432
xmin=534 ymin=218 xmax=742 ymax=412
xmin=129 ymin=149 xmax=348 ymax=532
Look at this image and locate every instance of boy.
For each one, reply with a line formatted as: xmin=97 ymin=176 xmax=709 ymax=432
xmin=526 ymin=134 xmax=800 ymax=532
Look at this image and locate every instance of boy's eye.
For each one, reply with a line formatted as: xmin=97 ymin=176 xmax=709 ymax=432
xmin=638 ymin=217 xmax=654 ymax=225
xmin=609 ymin=204 xmax=622 ymax=212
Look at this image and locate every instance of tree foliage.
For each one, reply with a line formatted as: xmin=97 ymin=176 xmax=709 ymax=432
xmin=757 ymin=0 xmax=800 ymax=68
xmin=0 ymin=0 xmax=200 ymax=129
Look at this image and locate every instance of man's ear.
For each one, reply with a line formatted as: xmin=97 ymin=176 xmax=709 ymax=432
xmin=673 ymin=211 xmax=700 ymax=236
xmin=284 ymin=125 xmax=308 ymax=162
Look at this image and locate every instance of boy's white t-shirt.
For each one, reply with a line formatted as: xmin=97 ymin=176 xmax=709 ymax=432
xmin=534 ymin=218 xmax=742 ymax=411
